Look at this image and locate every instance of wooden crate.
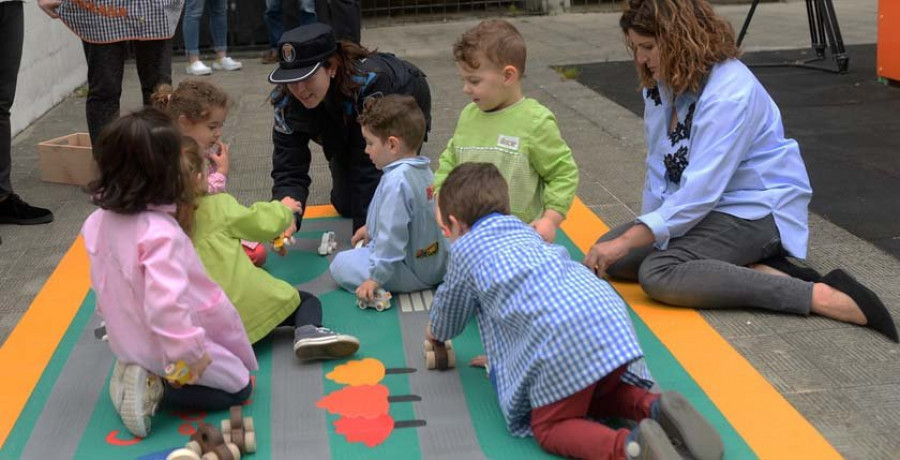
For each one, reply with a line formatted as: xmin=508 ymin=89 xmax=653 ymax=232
xmin=36 ymin=133 xmax=98 ymax=186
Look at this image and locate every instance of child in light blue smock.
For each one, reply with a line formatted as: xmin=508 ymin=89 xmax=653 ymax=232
xmin=329 ymin=95 xmax=448 ymax=302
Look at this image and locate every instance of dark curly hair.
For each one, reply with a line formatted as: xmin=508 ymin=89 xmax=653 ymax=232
xmin=88 ymin=108 xmax=185 ymax=214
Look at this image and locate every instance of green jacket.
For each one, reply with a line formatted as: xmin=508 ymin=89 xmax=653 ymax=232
xmin=433 ymin=98 xmax=579 ymax=222
xmin=192 ymin=194 xmax=298 ymax=344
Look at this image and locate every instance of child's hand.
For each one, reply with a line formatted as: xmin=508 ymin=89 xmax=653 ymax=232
xmin=186 ymin=353 xmax=212 ymax=384
xmin=356 ymin=279 xmax=380 ymax=302
xmin=280 ymin=196 xmax=303 ymax=214
xmin=530 ymin=216 xmax=558 ymax=243
xmin=425 ymin=322 xmax=437 ymax=342
xmin=350 ymin=225 xmax=369 ymax=247
xmin=469 ymin=355 xmax=488 ymax=368
xmin=210 ymin=141 xmax=230 ymax=176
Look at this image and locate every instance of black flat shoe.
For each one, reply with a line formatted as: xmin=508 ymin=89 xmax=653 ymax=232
xmin=758 ymin=255 xmax=822 ymax=282
xmin=821 ymin=269 xmax=899 ymax=343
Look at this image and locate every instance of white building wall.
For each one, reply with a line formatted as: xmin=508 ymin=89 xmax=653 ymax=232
xmin=11 ymin=3 xmax=87 ymax=136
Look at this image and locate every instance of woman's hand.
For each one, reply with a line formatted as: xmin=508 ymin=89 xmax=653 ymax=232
xmin=583 ymin=239 xmax=631 ymax=278
xmin=210 ymin=141 xmax=230 ymax=176
xmin=356 ymin=279 xmax=380 ymax=302
xmin=350 ymin=225 xmax=369 ymax=247
xmin=38 ymin=0 xmax=61 ymax=18
xmin=280 ymin=196 xmax=302 ymax=214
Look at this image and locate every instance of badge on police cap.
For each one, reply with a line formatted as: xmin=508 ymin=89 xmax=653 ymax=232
xmin=282 ymin=43 xmax=296 ymax=63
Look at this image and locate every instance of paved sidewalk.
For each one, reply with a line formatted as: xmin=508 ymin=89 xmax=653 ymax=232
xmin=2 ymin=0 xmax=898 ymax=457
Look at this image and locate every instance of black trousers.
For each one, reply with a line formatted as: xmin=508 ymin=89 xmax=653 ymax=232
xmin=316 ymin=0 xmax=361 ymax=43
xmin=0 ymin=1 xmax=24 ymax=198
xmin=277 ymin=290 xmax=323 ymax=328
xmin=163 ymin=379 xmax=253 ymax=411
xmin=81 ymin=39 xmax=173 ymax=143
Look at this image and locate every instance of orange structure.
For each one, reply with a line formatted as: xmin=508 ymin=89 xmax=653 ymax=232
xmin=878 ymin=0 xmax=900 ymax=82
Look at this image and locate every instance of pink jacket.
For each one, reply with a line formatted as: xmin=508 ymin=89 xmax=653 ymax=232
xmin=81 ymin=204 xmax=257 ymax=393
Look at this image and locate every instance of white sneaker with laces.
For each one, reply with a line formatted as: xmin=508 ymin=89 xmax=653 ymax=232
xmin=116 ymin=364 xmax=164 ymax=438
xmin=213 ymin=56 xmax=243 ymax=71
xmin=186 ymin=60 xmax=212 ymax=76
xmin=108 ymin=359 xmax=127 ymax=412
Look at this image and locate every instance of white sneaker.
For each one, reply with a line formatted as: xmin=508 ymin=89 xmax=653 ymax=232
xmin=116 ymin=364 xmax=164 ymax=438
xmin=186 ymin=60 xmax=212 ymax=76
xmin=108 ymin=359 xmax=127 ymax=413
xmin=213 ymin=56 xmax=243 ymax=71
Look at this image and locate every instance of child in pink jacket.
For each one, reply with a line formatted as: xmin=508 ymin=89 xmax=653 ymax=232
xmin=81 ymin=108 xmax=257 ymax=438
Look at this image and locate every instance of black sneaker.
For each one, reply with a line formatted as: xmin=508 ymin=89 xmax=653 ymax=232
xmin=0 ymin=194 xmax=54 ymax=225
xmin=293 ymin=325 xmax=360 ymax=361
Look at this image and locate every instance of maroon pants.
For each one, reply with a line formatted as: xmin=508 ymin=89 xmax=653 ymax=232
xmin=530 ymin=365 xmax=659 ymax=460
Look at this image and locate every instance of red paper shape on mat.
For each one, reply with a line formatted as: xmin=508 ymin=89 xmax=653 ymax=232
xmin=317 ymin=384 xmax=389 ymax=417
xmin=334 ymin=413 xmax=395 ymax=447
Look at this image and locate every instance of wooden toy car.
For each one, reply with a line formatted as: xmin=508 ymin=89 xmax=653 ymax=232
xmin=423 ymin=339 xmax=455 ymax=370
xmin=357 ymin=288 xmax=392 ymax=311
xmin=272 ymin=235 xmax=295 ymax=255
xmin=221 ymin=405 xmax=257 ymax=454
xmin=166 ymin=422 xmax=241 ymax=460
xmin=318 ymin=231 xmax=337 ymax=255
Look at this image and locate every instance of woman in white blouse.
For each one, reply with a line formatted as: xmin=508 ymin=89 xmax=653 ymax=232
xmin=584 ymin=0 xmax=897 ymax=342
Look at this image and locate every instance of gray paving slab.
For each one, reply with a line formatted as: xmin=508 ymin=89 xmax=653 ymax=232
xmin=3 ymin=1 xmax=899 ymax=458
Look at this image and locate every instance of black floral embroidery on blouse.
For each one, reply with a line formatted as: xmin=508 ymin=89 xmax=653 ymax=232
xmin=664 ymin=146 xmax=689 ymax=184
xmin=668 ymin=103 xmax=696 ymax=146
xmin=646 ymin=87 xmax=662 ymax=106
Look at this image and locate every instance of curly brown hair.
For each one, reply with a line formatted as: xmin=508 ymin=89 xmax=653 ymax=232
xmin=358 ymin=94 xmax=426 ymax=153
xmin=88 ymin=108 xmax=185 ymax=214
xmin=620 ymin=0 xmax=740 ymax=96
xmin=151 ymin=80 xmax=229 ymax=122
xmin=175 ymin=136 xmax=206 ymax=236
xmin=453 ymin=19 xmax=526 ymax=75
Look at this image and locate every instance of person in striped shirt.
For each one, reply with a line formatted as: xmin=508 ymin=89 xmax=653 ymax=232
xmin=428 ymin=163 xmax=723 ymax=460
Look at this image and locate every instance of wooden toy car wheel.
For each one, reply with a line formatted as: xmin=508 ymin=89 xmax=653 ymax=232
xmin=375 ymin=303 xmax=385 ymax=312
xmin=244 ymin=431 xmax=257 ymax=453
xmin=243 ymin=417 xmax=254 ymax=433
xmin=423 ymin=340 xmax=434 ymax=352
xmin=185 ymin=440 xmax=203 ymax=455
xmin=425 ymin=351 xmax=436 ymax=369
xmin=166 ymin=448 xmax=201 ymax=460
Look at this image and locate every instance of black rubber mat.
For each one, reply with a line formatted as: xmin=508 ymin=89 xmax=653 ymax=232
xmin=571 ymin=44 xmax=900 ymax=260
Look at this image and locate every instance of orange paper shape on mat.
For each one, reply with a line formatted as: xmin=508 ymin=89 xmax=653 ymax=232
xmin=317 ymin=385 xmax=389 ymax=417
xmin=326 ymin=358 xmax=386 ymax=386
xmin=334 ymin=413 xmax=395 ymax=447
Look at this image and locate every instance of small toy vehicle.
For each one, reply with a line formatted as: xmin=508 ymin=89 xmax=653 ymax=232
xmin=424 ymin=339 xmax=456 ymax=370
xmin=318 ymin=231 xmax=337 ymax=256
xmin=164 ymin=360 xmax=193 ymax=386
xmin=221 ymin=405 xmax=257 ymax=454
xmin=272 ymin=235 xmax=295 ymax=255
xmin=166 ymin=422 xmax=241 ymax=460
xmin=357 ymin=288 xmax=392 ymax=312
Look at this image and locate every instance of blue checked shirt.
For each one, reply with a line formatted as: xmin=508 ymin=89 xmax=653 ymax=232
xmin=430 ymin=214 xmax=648 ymax=437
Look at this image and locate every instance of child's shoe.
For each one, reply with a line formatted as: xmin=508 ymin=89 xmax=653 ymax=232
xmin=293 ymin=325 xmax=360 ymax=361
xmin=652 ymin=391 xmax=724 ymax=460
xmin=115 ymin=364 xmax=164 ymax=438
xmin=624 ymin=419 xmax=681 ymax=460
xmin=186 ymin=60 xmax=212 ymax=76
xmin=213 ymin=56 xmax=243 ymax=71
xmin=108 ymin=359 xmax=127 ymax=412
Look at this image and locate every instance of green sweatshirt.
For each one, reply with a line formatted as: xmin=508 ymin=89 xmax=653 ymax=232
xmin=192 ymin=193 xmax=298 ymax=344
xmin=432 ymin=98 xmax=579 ymax=222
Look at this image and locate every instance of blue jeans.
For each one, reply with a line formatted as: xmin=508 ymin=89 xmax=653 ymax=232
xmin=264 ymin=0 xmax=317 ymax=50
xmin=183 ymin=0 xmax=228 ymax=57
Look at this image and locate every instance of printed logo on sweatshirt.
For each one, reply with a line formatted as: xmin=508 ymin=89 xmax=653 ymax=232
xmin=416 ymin=242 xmax=440 ymax=259
xmin=497 ymin=135 xmax=520 ymax=151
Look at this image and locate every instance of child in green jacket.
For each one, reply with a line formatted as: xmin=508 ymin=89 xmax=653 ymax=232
xmin=179 ymin=138 xmax=359 ymax=360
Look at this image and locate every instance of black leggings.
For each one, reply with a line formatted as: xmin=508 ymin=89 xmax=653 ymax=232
xmin=163 ymin=380 xmax=253 ymax=411
xmin=277 ymin=290 xmax=323 ymax=328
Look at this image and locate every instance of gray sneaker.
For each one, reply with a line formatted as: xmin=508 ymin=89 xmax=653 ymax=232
xmin=653 ymin=392 xmax=724 ymax=460
xmin=624 ymin=419 xmax=682 ymax=460
xmin=115 ymin=364 xmax=164 ymax=437
xmin=293 ymin=325 xmax=360 ymax=361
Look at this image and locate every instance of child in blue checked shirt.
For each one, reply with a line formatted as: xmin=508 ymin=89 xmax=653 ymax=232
xmin=427 ymin=163 xmax=724 ymax=460
xmin=329 ymin=95 xmax=448 ymax=302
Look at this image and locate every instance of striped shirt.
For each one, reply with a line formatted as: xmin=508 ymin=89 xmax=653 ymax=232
xmin=430 ymin=214 xmax=650 ymax=437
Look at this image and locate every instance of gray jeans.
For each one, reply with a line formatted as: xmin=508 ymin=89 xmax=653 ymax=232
xmin=600 ymin=212 xmax=812 ymax=315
